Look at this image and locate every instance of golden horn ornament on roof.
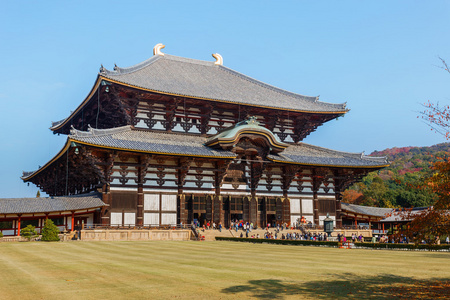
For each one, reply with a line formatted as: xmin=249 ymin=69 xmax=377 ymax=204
xmin=153 ymin=43 xmax=165 ymax=56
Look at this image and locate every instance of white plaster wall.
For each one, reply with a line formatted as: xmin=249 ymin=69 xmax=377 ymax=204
xmin=304 ymin=215 xmax=314 ymax=224
xmin=144 ymin=194 xmax=160 ymax=211
xmin=290 ymin=216 xmax=300 ymax=226
xmin=144 ymin=213 xmax=159 ymax=226
xmin=110 ymin=187 xmax=136 ymax=191
xmin=111 ymin=213 xmax=122 ymax=226
xmin=124 ymin=213 xmax=136 ymax=226
xmin=162 ymin=194 xmax=177 ymax=211
xmin=161 ymin=213 xmax=177 ymax=225
xmin=67 ymin=216 xmax=72 ymax=230
xmin=290 ymin=199 xmax=301 ymax=214
xmin=302 ymin=199 xmax=313 ymax=214
xmin=319 ymin=215 xmax=336 ymax=227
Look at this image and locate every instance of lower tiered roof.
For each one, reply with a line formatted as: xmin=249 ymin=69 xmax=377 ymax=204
xmin=22 ymin=124 xmax=388 ymax=181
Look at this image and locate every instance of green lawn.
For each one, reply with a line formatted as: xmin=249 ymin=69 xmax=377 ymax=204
xmin=0 ymin=241 xmax=448 ymax=299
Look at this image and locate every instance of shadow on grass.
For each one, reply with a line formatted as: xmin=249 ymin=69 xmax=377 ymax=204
xmin=221 ymin=274 xmax=450 ymax=299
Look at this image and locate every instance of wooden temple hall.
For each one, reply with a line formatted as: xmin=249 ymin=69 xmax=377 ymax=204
xmin=15 ymin=44 xmax=389 ymax=233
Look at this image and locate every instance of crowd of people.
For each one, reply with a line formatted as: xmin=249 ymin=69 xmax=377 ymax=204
xmin=192 ymin=219 xmax=450 ymax=245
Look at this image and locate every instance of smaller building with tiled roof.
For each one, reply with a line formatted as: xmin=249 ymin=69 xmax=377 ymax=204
xmin=0 ymin=193 xmax=106 ymax=236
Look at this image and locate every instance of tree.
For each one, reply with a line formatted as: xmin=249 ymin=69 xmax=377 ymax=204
xmin=36 ymin=190 xmax=40 ymax=198
xmin=404 ymin=58 xmax=450 ymax=244
xmin=20 ymin=225 xmax=38 ymax=241
xmin=419 ymin=57 xmax=450 ymax=139
xmin=341 ymin=189 xmax=364 ymax=205
xmin=397 ymin=155 xmax=450 ymax=244
xmin=41 ymin=219 xmax=60 ymax=241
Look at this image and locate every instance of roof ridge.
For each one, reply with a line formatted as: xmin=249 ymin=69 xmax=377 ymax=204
xmin=99 ymin=53 xmax=347 ymax=111
xmin=70 ymin=125 xmax=131 ymax=138
xmin=293 ymin=142 xmax=388 ymax=162
xmin=218 ymin=65 xmax=347 ymax=110
xmin=100 ymin=55 xmax=162 ymax=76
xmin=100 ymin=54 xmax=215 ymax=76
xmin=130 ymin=127 xmax=208 ymax=140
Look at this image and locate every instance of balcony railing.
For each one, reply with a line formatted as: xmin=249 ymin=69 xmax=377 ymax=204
xmin=81 ymin=224 xmax=191 ymax=230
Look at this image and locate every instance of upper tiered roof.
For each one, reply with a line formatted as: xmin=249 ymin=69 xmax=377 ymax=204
xmin=99 ymin=52 xmax=348 ymax=113
xmin=50 ymin=45 xmax=348 ymax=132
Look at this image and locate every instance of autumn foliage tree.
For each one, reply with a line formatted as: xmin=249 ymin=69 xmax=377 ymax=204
xmin=398 ymin=155 xmax=450 ymax=244
xmin=404 ymin=57 xmax=450 ymax=244
xmin=419 ymin=57 xmax=450 ymax=139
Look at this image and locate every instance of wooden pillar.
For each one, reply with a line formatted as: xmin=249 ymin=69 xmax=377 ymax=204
xmin=101 ymin=184 xmax=111 ymax=225
xmin=335 ymin=191 xmax=343 ymax=229
xmin=137 ymin=185 xmax=144 ymax=226
xmin=206 ymin=195 xmax=213 ymax=223
xmin=178 ymin=194 xmax=187 ymax=226
xmin=312 ymin=181 xmax=319 ymax=226
xmin=382 ymin=223 xmax=385 ymax=234
xmin=243 ymin=196 xmax=250 ymax=223
xmin=264 ymin=198 xmax=268 ymax=228
xmin=213 ymin=195 xmax=223 ymax=226
xmin=282 ymin=197 xmax=290 ymax=226
xmin=249 ymin=195 xmax=258 ymax=226
xmin=276 ymin=198 xmax=283 ymax=225
xmin=71 ymin=211 xmax=75 ymax=232
xmin=17 ymin=215 xmax=21 ymax=236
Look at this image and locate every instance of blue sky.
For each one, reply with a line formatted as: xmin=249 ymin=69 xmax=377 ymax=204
xmin=1 ymin=1 xmax=449 ymax=198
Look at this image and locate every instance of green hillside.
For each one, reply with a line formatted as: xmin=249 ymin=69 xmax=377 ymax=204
xmin=342 ymin=143 xmax=450 ymax=208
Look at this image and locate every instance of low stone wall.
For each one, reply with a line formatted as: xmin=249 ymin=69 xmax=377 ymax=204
xmin=81 ymin=229 xmax=192 ymax=241
xmin=299 ymin=229 xmax=373 ymax=238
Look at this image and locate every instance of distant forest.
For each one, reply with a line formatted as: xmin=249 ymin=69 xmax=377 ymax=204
xmin=342 ymin=143 xmax=450 ymax=208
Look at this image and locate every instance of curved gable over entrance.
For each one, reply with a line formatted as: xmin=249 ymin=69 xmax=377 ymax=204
xmin=205 ymin=116 xmax=288 ymax=154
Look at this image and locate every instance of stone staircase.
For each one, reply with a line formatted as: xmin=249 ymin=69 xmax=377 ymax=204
xmin=196 ymin=228 xmax=304 ymax=241
xmin=193 ymin=227 xmax=374 ymax=241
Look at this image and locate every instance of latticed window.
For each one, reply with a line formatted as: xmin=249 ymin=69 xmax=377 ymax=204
xmin=230 ymin=197 xmax=243 ymax=211
xmin=0 ymin=221 xmax=13 ymax=229
xmin=258 ymin=198 xmax=265 ymax=212
xmin=266 ymin=198 xmax=277 ymax=212
xmin=21 ymin=219 xmax=39 ymax=228
xmin=50 ymin=217 xmax=64 ymax=226
xmin=193 ymin=196 xmax=206 ymax=211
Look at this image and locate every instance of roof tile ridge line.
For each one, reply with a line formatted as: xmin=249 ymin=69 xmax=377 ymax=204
xmin=70 ymin=125 xmax=132 ymax=138
xmin=162 ymin=54 xmax=215 ymax=66
xmin=218 ymin=65 xmax=347 ymax=109
xmin=51 ymin=118 xmax=67 ymax=128
xmin=131 ymin=128 xmax=208 ymax=140
xmin=293 ymin=143 xmax=387 ymax=162
xmin=101 ymin=53 xmax=215 ymax=76
xmin=290 ymin=142 xmax=364 ymax=158
xmin=361 ymin=155 xmax=389 ymax=162
xmin=100 ymin=55 xmax=162 ymax=76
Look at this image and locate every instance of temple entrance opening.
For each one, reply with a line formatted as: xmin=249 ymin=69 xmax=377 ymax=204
xmin=193 ymin=213 xmax=205 ymax=227
xmin=230 ymin=213 xmax=243 ymax=223
xmin=266 ymin=214 xmax=277 ymax=228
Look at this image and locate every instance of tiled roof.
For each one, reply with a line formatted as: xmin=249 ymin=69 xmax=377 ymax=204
xmin=100 ymin=54 xmax=347 ymax=113
xmin=70 ymin=126 xmax=236 ymax=158
xmin=268 ymin=143 xmax=389 ymax=168
xmin=0 ymin=193 xmax=106 ymax=214
xmin=341 ymin=203 xmax=393 ymax=217
xmin=380 ymin=207 xmax=429 ymax=222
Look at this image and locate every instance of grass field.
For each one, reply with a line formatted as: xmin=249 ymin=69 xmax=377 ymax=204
xmin=0 ymin=241 xmax=449 ymax=299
